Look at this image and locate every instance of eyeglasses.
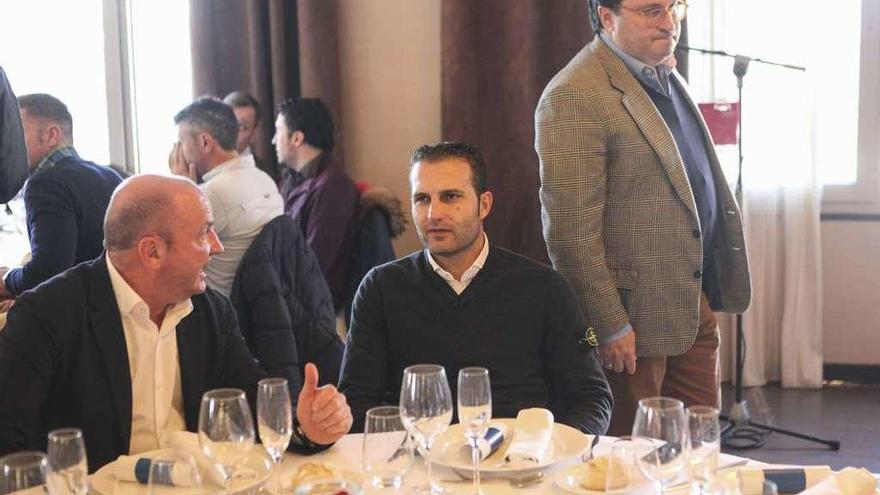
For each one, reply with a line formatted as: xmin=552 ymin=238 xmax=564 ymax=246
xmin=618 ymin=1 xmax=689 ymax=26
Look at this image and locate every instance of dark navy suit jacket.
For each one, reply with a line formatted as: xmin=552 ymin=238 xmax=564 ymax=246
xmin=5 ymin=155 xmax=122 ymax=295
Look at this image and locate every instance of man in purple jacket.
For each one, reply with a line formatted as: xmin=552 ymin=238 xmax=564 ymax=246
xmin=273 ymin=98 xmax=359 ymax=311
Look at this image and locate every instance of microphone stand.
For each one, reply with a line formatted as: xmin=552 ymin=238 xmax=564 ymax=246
xmin=677 ymin=44 xmax=839 ymax=451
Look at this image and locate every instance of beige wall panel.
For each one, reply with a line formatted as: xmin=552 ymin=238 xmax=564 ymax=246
xmin=337 ymin=0 xmax=441 ymax=257
xmin=821 ymin=221 xmax=880 ymax=364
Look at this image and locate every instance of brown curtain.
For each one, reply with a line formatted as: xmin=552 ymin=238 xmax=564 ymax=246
xmin=441 ymin=1 xmax=592 ymax=264
xmin=189 ymin=0 xmax=345 ymax=166
xmin=441 ymin=2 xmax=689 ymax=263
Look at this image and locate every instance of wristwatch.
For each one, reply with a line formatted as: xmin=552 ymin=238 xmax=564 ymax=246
xmin=290 ymin=416 xmax=331 ymax=451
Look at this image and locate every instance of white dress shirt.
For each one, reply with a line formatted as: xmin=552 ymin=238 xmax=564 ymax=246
xmin=426 ymin=232 xmax=490 ymax=295
xmin=201 ymin=154 xmax=284 ymax=296
xmin=106 ymin=255 xmax=191 ymax=454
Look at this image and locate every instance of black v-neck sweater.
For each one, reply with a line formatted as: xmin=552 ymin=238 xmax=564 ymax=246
xmin=339 ymin=246 xmax=612 ymax=435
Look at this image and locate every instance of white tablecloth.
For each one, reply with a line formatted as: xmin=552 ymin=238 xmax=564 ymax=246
xmin=278 ymin=434 xmax=755 ymax=494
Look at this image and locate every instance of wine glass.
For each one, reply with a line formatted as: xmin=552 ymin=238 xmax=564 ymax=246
xmin=687 ymin=406 xmax=720 ymax=494
xmin=46 ymin=428 xmax=88 ymax=495
xmin=0 ymin=451 xmax=46 ymax=494
xmin=631 ymin=397 xmax=689 ymax=494
xmin=362 ymin=405 xmax=413 ymax=490
xmin=198 ymin=388 xmax=256 ymax=493
xmin=457 ymin=367 xmax=491 ymax=495
xmin=258 ymin=378 xmax=293 ymax=494
xmin=399 ymin=364 xmax=453 ymax=495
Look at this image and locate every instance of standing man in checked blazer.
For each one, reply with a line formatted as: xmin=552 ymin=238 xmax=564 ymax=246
xmin=535 ymin=0 xmax=751 ymax=435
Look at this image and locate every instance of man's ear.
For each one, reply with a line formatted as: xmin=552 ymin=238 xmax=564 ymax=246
xmin=199 ymin=132 xmax=213 ymax=153
xmin=478 ymin=191 xmax=493 ymax=220
xmin=291 ymin=130 xmax=305 ymax=147
xmin=598 ymin=5 xmax=615 ymax=33
xmin=44 ymin=124 xmax=63 ymax=148
xmin=136 ymin=235 xmax=168 ymax=271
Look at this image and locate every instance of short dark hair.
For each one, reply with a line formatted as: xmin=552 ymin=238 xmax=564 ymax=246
xmin=173 ymin=97 xmax=238 ymax=151
xmin=223 ymin=91 xmax=261 ymax=122
xmin=277 ymin=97 xmax=334 ymax=151
xmin=410 ymin=141 xmax=488 ymax=195
xmin=18 ymin=93 xmax=73 ymax=142
xmin=588 ymin=0 xmax=622 ymax=33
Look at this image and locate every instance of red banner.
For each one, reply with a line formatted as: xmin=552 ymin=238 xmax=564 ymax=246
xmin=698 ymin=102 xmax=739 ymax=145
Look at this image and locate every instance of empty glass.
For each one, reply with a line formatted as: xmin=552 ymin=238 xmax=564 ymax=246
xmin=362 ymin=406 xmax=413 ymax=490
xmin=632 ymin=397 xmax=689 ymax=494
xmin=457 ymin=367 xmax=491 ymax=495
xmin=399 ymin=364 xmax=453 ymax=495
xmin=0 ymin=451 xmax=47 ymax=494
xmin=258 ymin=378 xmax=293 ymax=494
xmin=46 ymin=428 xmax=88 ymax=495
xmin=605 ymin=437 xmax=635 ymax=493
xmin=687 ymin=406 xmax=720 ymax=494
xmin=198 ymin=388 xmax=256 ymax=493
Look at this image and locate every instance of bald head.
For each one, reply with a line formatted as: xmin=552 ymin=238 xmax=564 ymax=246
xmin=104 ymin=174 xmax=203 ymax=251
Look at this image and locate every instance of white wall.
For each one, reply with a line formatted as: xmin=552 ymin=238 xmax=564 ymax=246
xmin=821 ymin=220 xmax=880 ymax=365
xmin=336 ymin=0 xmax=441 ymax=257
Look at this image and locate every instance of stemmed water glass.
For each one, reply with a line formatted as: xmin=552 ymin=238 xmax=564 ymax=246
xmin=457 ymin=367 xmax=491 ymax=495
xmin=399 ymin=364 xmax=453 ymax=495
xmin=46 ymin=428 xmax=88 ymax=495
xmin=198 ymin=388 xmax=256 ymax=494
xmin=631 ymin=397 xmax=689 ymax=494
xmin=687 ymin=406 xmax=720 ymax=494
xmin=258 ymin=378 xmax=293 ymax=494
xmin=0 ymin=451 xmax=46 ymax=495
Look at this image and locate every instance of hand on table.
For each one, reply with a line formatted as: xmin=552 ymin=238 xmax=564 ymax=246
xmin=296 ymin=362 xmax=353 ymax=445
xmin=600 ymin=329 xmax=637 ymax=374
xmin=168 ymin=142 xmax=198 ymax=181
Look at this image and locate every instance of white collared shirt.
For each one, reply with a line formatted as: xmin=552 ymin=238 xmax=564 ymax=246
xmin=426 ymin=232 xmax=490 ymax=295
xmin=106 ymin=255 xmax=191 ymax=454
xmin=201 ymin=154 xmax=284 ymax=296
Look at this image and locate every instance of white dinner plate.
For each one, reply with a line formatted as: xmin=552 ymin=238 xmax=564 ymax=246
xmin=430 ymin=418 xmax=591 ymax=476
xmin=90 ymin=448 xmax=272 ymax=495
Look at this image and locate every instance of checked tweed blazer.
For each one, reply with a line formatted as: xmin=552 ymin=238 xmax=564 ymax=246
xmin=535 ymin=37 xmax=751 ymax=357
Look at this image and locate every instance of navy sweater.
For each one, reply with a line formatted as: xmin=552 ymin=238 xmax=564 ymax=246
xmin=339 ymin=246 xmax=612 ymax=435
xmin=5 ymin=156 xmax=122 ymax=295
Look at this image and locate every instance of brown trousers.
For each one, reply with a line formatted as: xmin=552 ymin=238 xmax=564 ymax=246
xmin=605 ymin=292 xmax=720 ymax=437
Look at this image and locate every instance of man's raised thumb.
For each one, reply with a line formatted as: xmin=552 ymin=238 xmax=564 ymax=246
xmin=301 ymin=362 xmax=319 ymax=398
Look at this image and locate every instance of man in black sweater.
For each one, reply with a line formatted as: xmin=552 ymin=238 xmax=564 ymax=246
xmin=338 ymin=142 xmax=612 ymax=435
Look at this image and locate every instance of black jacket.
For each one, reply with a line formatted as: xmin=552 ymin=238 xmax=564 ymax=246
xmin=0 ymin=256 xmax=266 ymax=472
xmin=230 ymin=215 xmax=343 ymax=399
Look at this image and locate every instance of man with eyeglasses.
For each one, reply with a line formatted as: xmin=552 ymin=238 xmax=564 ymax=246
xmin=535 ymin=0 xmax=751 ymax=435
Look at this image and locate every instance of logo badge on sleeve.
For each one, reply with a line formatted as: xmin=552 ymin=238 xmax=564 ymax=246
xmin=579 ymin=327 xmax=599 ymax=351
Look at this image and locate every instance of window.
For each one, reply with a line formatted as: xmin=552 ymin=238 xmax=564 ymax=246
xmin=2 ymin=0 xmax=193 ymax=175
xmin=1 ymin=0 xmax=111 ymax=165
xmin=686 ymin=0 xmax=878 ymax=210
xmin=126 ymin=0 xmax=194 ymax=175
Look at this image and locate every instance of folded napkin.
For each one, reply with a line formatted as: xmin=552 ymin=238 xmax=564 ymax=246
xmin=113 ymin=455 xmax=200 ymax=487
xmin=458 ymin=424 xmax=508 ymax=462
xmin=167 ymin=431 xmax=230 ymax=487
xmin=799 ymin=467 xmax=878 ymax=495
xmin=739 ymin=466 xmax=833 ymax=494
xmin=503 ymin=408 xmax=555 ymax=465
